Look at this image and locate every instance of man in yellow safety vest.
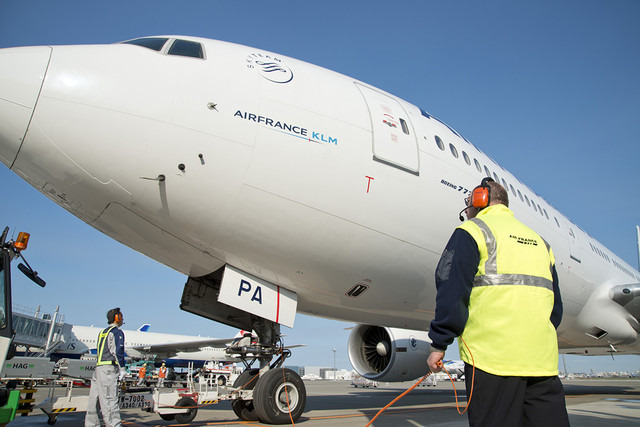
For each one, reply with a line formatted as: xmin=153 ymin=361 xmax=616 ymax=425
xmin=85 ymin=307 xmax=127 ymax=427
xmin=427 ymin=178 xmax=569 ymax=426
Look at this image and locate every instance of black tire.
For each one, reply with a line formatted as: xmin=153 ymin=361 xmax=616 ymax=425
xmin=231 ymin=369 xmax=259 ymax=421
xmin=174 ymin=397 xmax=197 ymax=424
xmin=253 ymin=368 xmax=306 ymax=424
xmin=47 ymin=414 xmax=57 ymax=425
xmin=217 ymin=375 xmax=227 ymax=386
xmin=158 ymin=413 xmax=175 ymax=421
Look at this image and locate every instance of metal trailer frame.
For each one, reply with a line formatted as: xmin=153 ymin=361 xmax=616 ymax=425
xmin=36 ymin=368 xmax=249 ymax=424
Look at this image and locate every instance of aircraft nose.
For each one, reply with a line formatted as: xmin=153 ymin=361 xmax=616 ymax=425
xmin=0 ymin=46 xmax=51 ymax=168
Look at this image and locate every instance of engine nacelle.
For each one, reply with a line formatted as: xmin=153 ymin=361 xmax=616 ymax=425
xmin=348 ymin=325 xmax=431 ymax=382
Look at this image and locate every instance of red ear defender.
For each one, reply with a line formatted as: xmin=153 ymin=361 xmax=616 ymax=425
xmin=115 ymin=312 xmax=122 ymax=323
xmin=471 ymin=186 xmax=490 ymax=208
xmin=471 ymin=177 xmax=494 ymax=209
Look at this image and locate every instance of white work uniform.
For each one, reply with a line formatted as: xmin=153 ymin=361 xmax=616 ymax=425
xmin=85 ymin=325 xmax=122 ymax=427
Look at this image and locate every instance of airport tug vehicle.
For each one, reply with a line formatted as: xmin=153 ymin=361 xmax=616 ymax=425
xmin=36 ymin=353 xmax=298 ymax=425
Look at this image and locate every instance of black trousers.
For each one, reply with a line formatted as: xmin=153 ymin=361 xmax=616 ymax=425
xmin=464 ymin=364 xmax=570 ymax=427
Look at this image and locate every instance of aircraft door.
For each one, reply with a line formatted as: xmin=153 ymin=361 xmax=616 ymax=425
xmin=356 ymin=84 xmax=419 ymax=174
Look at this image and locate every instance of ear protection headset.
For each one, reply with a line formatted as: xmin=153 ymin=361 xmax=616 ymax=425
xmin=113 ymin=308 xmax=122 ymax=324
xmin=470 ymin=177 xmax=494 ymax=209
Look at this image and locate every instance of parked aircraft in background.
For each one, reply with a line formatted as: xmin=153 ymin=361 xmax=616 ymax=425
xmin=1 ymin=36 xmax=638 ymax=423
xmin=55 ymin=323 xmax=247 ymax=366
xmin=442 ymin=360 xmax=465 ymax=379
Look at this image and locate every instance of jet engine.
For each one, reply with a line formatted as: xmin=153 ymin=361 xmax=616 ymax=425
xmin=348 ymin=325 xmax=431 ymax=382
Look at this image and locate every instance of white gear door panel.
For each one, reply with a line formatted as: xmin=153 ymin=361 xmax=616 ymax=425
xmin=218 ymin=265 xmax=297 ymax=328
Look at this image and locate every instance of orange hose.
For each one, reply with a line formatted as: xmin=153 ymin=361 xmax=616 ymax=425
xmin=365 ymin=337 xmax=475 ymax=425
xmin=365 ymin=372 xmax=431 ymax=427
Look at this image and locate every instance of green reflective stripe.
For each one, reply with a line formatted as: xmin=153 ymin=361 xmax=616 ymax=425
xmin=96 ymin=326 xmax=115 ymax=366
xmin=473 ymin=274 xmax=553 ymax=290
xmin=469 ymin=218 xmax=497 ymax=274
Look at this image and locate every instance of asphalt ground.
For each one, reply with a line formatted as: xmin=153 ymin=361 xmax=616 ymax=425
xmin=7 ymin=378 xmax=640 ymax=426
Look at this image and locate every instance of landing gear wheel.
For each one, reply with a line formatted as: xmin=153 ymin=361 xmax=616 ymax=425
xmin=231 ymin=369 xmax=260 ymax=421
xmin=46 ymin=414 xmax=57 ymax=425
xmin=253 ymin=368 xmax=306 ymax=424
xmin=174 ymin=396 xmax=197 ymax=424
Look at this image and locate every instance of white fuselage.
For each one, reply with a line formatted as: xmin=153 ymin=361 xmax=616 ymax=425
xmin=0 ymin=37 xmax=638 ymax=356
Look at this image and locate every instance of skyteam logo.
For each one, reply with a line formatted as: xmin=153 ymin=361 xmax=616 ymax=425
xmin=246 ymin=52 xmax=294 ymax=84
xmin=409 ymin=336 xmax=418 ymax=350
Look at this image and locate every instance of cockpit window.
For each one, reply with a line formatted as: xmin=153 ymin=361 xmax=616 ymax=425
xmin=168 ymin=39 xmax=204 ymax=59
xmin=122 ymin=37 xmax=169 ymax=51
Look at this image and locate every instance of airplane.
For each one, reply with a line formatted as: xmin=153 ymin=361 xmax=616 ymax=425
xmin=1 ymin=35 xmax=639 ymax=423
xmin=441 ymin=360 xmax=465 ymax=379
xmin=50 ymin=323 xmax=249 ymax=367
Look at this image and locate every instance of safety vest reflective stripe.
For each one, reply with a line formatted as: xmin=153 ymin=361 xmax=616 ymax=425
xmin=474 ymin=273 xmax=553 ymax=290
xmin=96 ymin=326 xmax=116 ymax=366
xmin=469 ymin=217 xmax=553 ymax=289
xmin=469 ymin=218 xmax=498 ymax=274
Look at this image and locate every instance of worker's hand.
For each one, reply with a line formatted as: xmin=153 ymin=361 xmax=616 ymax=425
xmin=118 ymin=368 xmax=127 ymax=381
xmin=427 ymin=349 xmax=445 ymax=373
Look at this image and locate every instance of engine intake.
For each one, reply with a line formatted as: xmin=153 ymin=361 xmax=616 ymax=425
xmin=347 ymin=325 xmax=431 ymax=382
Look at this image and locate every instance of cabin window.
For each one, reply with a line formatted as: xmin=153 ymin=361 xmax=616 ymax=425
xmin=449 ymin=143 xmax=459 ymax=158
xmin=524 ymin=195 xmax=531 ymax=207
xmin=399 ymin=118 xmax=410 ymax=135
xmin=122 ymin=37 xmax=169 ymax=51
xmin=168 ymin=39 xmax=205 ymax=59
xmin=517 ymin=189 xmax=524 ymax=202
xmin=484 ymin=166 xmax=491 ymax=178
xmin=509 ymin=184 xmax=517 ymax=197
xmin=435 ymin=135 xmax=445 ymax=151
xmin=555 ymin=217 xmax=560 ymax=228
xmin=474 ymin=158 xmax=482 ymax=172
xmin=462 ymin=151 xmax=471 ymax=166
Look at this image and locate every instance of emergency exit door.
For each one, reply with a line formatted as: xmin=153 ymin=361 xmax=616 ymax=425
xmin=356 ymin=83 xmax=419 ymax=174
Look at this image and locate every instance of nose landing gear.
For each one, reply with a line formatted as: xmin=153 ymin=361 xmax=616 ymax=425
xmin=228 ymin=319 xmax=306 ymax=424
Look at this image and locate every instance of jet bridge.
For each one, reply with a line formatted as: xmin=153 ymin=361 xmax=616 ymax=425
xmin=11 ymin=305 xmax=65 ymax=357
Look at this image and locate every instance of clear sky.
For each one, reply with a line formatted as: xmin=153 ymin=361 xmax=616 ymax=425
xmin=0 ymin=0 xmax=638 ymax=374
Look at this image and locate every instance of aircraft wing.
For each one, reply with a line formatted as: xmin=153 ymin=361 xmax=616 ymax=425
xmin=126 ymin=338 xmax=233 ymax=358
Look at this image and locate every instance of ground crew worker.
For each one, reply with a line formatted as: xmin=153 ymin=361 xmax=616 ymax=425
xmin=427 ymin=178 xmax=569 ymax=426
xmin=137 ymin=364 xmax=147 ymax=386
xmin=157 ymin=362 xmax=167 ymax=387
xmin=85 ymin=307 xmax=126 ymax=427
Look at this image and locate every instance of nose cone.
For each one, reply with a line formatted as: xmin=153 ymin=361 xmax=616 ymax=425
xmin=0 ymin=46 xmax=51 ymax=167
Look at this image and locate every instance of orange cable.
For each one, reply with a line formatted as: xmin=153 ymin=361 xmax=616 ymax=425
xmin=282 ymin=362 xmax=295 ymax=426
xmin=365 ymin=372 xmax=431 ymax=427
xmin=365 ymin=337 xmax=476 ymax=425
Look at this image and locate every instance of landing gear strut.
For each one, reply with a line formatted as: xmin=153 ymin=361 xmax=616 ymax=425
xmin=181 ymin=268 xmax=307 ymax=424
xmin=227 ymin=318 xmax=306 ymax=424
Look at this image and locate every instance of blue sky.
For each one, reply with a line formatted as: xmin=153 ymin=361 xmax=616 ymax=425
xmin=0 ymin=1 xmax=638 ymax=374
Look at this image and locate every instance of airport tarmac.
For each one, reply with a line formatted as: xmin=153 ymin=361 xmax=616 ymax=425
xmin=7 ymin=378 xmax=640 ymax=426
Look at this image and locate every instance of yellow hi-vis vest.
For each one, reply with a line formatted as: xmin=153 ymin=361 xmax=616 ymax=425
xmin=457 ymin=204 xmax=558 ymax=377
xmin=96 ymin=325 xmax=118 ymax=366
